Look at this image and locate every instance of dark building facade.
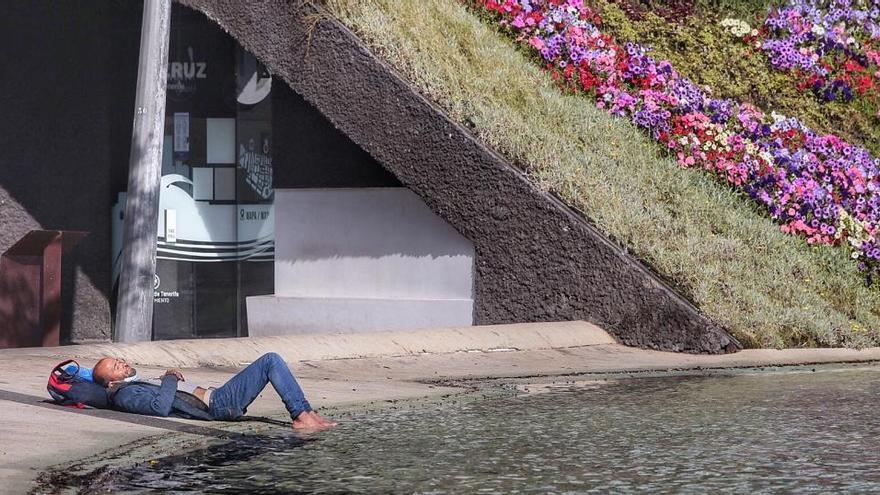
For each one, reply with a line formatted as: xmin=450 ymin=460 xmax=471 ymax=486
xmin=1 ymin=1 xmax=401 ymax=342
xmin=1 ymin=1 xmax=140 ymax=342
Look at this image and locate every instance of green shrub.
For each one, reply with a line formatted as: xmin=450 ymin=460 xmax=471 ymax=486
xmin=692 ymin=0 xmax=785 ymax=21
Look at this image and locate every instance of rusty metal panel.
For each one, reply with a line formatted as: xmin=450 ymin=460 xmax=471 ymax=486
xmin=0 ymin=230 xmax=86 ymax=349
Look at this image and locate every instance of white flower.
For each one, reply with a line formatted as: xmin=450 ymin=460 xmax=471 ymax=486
xmin=838 ymin=208 xmax=876 ymax=258
xmin=720 ymin=18 xmax=751 ymax=37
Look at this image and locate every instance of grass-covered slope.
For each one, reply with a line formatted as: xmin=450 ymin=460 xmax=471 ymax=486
xmin=323 ymin=0 xmax=880 ymax=348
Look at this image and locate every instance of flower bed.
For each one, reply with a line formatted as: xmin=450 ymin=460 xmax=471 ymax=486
xmin=478 ymin=0 xmax=880 ymax=278
xmin=588 ymin=0 xmax=880 ymax=159
xmin=724 ymin=0 xmax=880 ymax=104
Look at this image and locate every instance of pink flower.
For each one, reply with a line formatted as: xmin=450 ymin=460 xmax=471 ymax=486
xmin=529 ymin=37 xmax=545 ymax=51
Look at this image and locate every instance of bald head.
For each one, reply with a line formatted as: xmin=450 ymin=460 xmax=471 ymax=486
xmin=93 ymin=357 xmax=137 ymax=387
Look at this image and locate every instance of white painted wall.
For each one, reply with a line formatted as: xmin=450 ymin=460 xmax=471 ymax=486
xmin=248 ymin=188 xmax=475 ymax=335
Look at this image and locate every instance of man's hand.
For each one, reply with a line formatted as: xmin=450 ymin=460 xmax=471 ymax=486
xmin=162 ymin=369 xmax=185 ymax=381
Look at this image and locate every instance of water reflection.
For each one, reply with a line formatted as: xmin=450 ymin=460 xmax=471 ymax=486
xmin=99 ymin=368 xmax=880 ymax=494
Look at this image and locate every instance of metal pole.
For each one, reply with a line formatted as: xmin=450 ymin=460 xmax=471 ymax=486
xmin=115 ymin=0 xmax=171 ymax=342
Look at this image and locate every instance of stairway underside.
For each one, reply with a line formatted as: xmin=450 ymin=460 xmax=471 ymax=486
xmin=182 ymin=0 xmax=740 ymax=354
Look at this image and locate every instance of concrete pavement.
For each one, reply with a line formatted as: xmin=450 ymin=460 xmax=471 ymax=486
xmin=4 ymin=321 xmax=880 ymax=493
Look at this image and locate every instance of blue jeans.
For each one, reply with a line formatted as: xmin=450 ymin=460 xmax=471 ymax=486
xmin=209 ymin=352 xmax=312 ymax=421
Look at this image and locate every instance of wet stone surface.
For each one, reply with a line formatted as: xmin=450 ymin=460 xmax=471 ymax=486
xmin=83 ymin=368 xmax=880 ymax=493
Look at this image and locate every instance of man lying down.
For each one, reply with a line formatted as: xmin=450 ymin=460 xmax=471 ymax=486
xmin=91 ymin=352 xmax=336 ymax=430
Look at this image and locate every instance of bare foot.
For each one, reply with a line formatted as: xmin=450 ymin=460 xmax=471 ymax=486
xmin=292 ymin=411 xmax=337 ymax=430
xmin=312 ymin=411 xmax=338 ymax=427
xmin=292 ymin=411 xmax=323 ymax=430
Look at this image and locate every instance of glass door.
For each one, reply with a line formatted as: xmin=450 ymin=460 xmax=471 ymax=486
xmin=233 ymin=47 xmax=275 ymax=336
xmin=149 ymin=5 xmax=273 ymax=340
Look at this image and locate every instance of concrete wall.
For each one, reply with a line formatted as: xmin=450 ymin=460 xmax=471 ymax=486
xmin=183 ymin=0 xmax=741 ymax=353
xmin=273 ymin=188 xmax=474 ymax=300
xmin=0 ymin=1 xmax=143 ymax=342
xmin=248 ymin=188 xmax=475 ymax=335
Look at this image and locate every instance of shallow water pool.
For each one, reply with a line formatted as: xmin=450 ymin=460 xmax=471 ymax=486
xmin=94 ymin=367 xmax=880 ymax=493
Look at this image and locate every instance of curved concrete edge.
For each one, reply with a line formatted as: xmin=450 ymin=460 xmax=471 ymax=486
xmin=696 ymin=347 xmax=880 ymax=369
xmin=25 ymin=321 xmax=615 ymax=368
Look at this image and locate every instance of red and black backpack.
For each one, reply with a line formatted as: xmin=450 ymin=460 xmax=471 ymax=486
xmin=47 ymin=359 xmax=110 ymax=409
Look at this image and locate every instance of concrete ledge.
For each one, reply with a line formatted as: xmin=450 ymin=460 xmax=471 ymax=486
xmin=247 ymin=295 xmax=474 ymax=336
xmin=28 ymin=321 xmax=615 ymax=368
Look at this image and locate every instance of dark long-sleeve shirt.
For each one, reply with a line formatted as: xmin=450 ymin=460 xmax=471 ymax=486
xmin=109 ymin=375 xmax=213 ymax=420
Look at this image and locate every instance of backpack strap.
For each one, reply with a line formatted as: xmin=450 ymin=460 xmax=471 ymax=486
xmin=47 ymin=359 xmax=84 ymax=407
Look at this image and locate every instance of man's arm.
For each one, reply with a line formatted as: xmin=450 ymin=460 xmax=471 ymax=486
xmin=149 ymin=373 xmax=179 ymax=417
xmin=111 ymin=372 xmax=181 ymax=418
